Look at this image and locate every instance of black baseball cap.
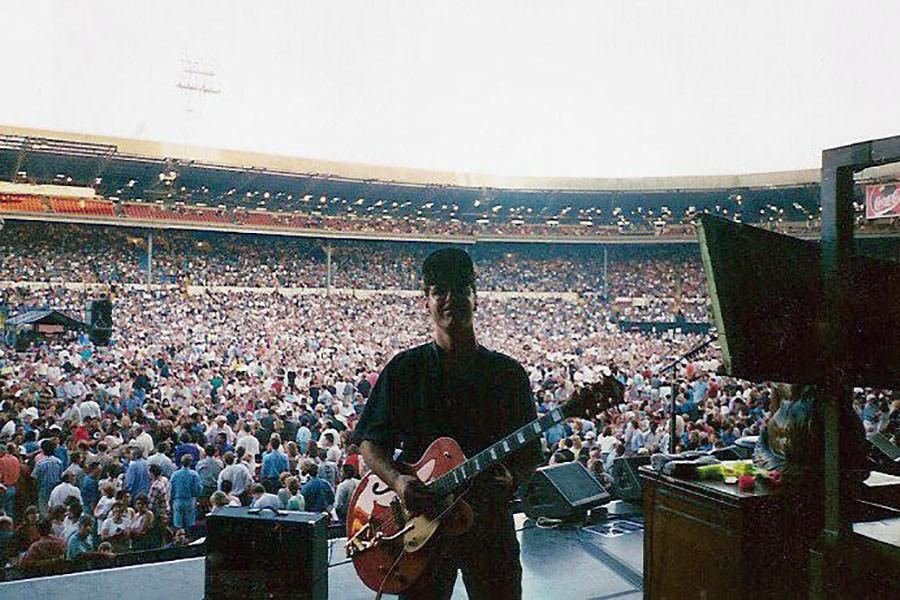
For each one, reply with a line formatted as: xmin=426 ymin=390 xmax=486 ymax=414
xmin=422 ymin=248 xmax=475 ymax=290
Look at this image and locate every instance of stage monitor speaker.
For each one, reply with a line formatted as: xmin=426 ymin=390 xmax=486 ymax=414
xmin=610 ymin=455 xmax=651 ymax=502
xmin=698 ymin=215 xmax=900 ymax=387
xmin=522 ymin=462 xmax=610 ymax=520
xmin=206 ymin=507 xmax=328 ymax=600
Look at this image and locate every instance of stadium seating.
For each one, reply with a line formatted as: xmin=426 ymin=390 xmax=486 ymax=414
xmin=49 ymin=197 xmax=116 ymax=217
xmin=122 ymin=203 xmax=232 ymax=224
xmin=235 ymin=211 xmax=287 ymax=227
xmin=0 ymin=194 xmax=47 ymax=213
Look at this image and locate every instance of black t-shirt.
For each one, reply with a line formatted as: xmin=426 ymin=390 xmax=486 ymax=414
xmin=355 ymin=342 xmax=540 ymax=498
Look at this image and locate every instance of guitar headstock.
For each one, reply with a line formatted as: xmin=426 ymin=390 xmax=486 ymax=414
xmin=562 ymin=375 xmax=625 ymax=420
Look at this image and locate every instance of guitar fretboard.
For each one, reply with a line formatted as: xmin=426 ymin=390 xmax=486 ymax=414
xmin=427 ymin=407 xmax=568 ymax=497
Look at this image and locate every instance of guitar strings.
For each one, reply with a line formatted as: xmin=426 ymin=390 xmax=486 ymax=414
xmin=368 ymin=481 xmax=473 ymax=542
xmin=374 ymin=486 xmax=474 ymax=598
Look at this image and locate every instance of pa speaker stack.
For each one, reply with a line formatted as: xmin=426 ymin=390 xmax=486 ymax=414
xmin=206 ymin=507 xmax=328 ymax=599
xmin=87 ymin=297 xmax=113 ymax=346
xmin=522 ymin=462 xmax=610 ymax=521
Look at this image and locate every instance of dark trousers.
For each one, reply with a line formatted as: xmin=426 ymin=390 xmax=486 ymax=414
xmin=399 ymin=508 xmax=522 ymax=600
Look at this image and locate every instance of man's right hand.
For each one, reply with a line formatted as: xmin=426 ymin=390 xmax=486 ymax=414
xmin=394 ymin=474 xmax=436 ymax=518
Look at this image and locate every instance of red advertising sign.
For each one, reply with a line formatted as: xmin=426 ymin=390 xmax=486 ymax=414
xmin=866 ymin=184 xmax=900 ymax=219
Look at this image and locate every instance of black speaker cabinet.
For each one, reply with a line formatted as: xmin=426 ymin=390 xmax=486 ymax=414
xmin=523 ymin=462 xmax=610 ymax=520
xmin=87 ymin=298 xmax=113 ymax=346
xmin=611 ymin=455 xmax=651 ymax=502
xmin=206 ymin=508 xmax=328 ymax=599
xmin=698 ymin=215 xmax=900 ymax=387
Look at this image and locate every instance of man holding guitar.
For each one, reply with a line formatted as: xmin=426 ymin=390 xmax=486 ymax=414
xmin=354 ymin=247 xmax=542 ymax=599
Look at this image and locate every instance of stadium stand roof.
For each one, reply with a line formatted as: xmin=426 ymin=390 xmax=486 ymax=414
xmin=2 ymin=124 xmax=898 ymax=242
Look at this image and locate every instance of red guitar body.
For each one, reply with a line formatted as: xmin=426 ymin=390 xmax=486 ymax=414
xmin=346 ymin=437 xmax=472 ymax=595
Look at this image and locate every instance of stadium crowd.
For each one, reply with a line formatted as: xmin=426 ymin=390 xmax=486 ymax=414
xmin=0 ymin=221 xmax=709 ymax=320
xmin=0 ymin=230 xmax=893 ymax=575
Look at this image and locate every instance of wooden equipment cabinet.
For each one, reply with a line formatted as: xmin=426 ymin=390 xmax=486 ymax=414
xmin=641 ymin=467 xmax=816 ymax=599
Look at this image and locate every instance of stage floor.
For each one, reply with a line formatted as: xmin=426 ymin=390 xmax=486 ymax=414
xmin=332 ymin=513 xmax=644 ymax=600
xmin=0 ymin=513 xmax=645 ymax=599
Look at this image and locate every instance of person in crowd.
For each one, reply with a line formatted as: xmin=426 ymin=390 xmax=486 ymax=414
xmin=299 ymin=460 xmax=334 ymax=514
xmin=80 ymin=463 xmax=103 ymax=514
xmin=281 ymin=477 xmax=305 ymax=511
xmin=260 ymin=436 xmax=289 ymax=493
xmin=209 ymin=491 xmax=230 ymax=514
xmin=60 ymin=498 xmax=84 ymax=541
xmin=48 ymin=505 xmax=67 ymax=539
xmin=249 ymin=483 xmax=282 ymax=510
xmin=219 ymin=480 xmax=242 ymax=507
xmin=196 ymin=445 xmax=222 ymax=508
xmin=48 ymin=472 xmax=83 ymax=511
xmin=148 ymin=464 xmax=171 ymax=517
xmin=62 ymin=451 xmax=86 ymax=488
xmin=334 ymin=464 xmax=360 ymax=523
xmin=16 ymin=519 xmax=66 ymax=570
xmin=100 ymin=501 xmax=131 ymax=554
xmin=316 ymin=448 xmax=338 ymax=491
xmin=0 ymin=443 xmax=20 ymax=519
xmin=31 ymin=440 xmax=63 ymax=517
xmin=129 ymin=494 xmax=156 ymax=551
xmin=170 ymin=455 xmax=203 ymax=531
xmin=147 ymin=443 xmax=176 ymax=480
xmin=0 ymin=516 xmax=15 ymax=563
xmin=174 ymin=433 xmax=200 ymax=467
xmin=124 ymin=447 xmax=150 ymax=502
xmin=94 ymin=484 xmax=117 ymax=521
xmin=218 ymin=452 xmax=253 ymax=505
xmin=66 ymin=515 xmax=96 ymax=561
xmin=14 ymin=506 xmax=42 ymax=555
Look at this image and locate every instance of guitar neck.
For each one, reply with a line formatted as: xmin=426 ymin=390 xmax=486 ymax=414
xmin=428 ymin=406 xmax=569 ymax=497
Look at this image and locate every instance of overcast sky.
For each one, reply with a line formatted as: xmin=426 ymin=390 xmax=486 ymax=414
xmin=3 ymin=1 xmax=899 ymax=178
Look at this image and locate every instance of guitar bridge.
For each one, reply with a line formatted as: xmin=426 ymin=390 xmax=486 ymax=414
xmin=345 ymin=519 xmax=415 ymax=558
xmin=346 ymin=522 xmax=391 ymax=558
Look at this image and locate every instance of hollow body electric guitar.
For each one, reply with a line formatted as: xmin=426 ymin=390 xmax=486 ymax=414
xmin=345 ymin=376 xmax=624 ymax=594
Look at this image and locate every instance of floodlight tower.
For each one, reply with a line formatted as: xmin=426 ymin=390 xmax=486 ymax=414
xmin=176 ymin=57 xmax=221 ymax=138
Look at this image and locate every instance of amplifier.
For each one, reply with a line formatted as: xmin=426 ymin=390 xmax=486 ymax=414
xmin=522 ymin=462 xmax=610 ymax=520
xmin=206 ymin=507 xmax=328 ymax=599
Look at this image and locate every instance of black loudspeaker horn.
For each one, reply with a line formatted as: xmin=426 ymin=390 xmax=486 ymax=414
xmin=698 ymin=215 xmax=900 ymax=387
xmin=522 ymin=462 xmax=610 ymax=520
xmin=205 ymin=507 xmax=328 ymax=599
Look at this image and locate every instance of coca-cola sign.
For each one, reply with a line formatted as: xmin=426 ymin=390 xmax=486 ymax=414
xmin=866 ymin=184 xmax=900 ymax=219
